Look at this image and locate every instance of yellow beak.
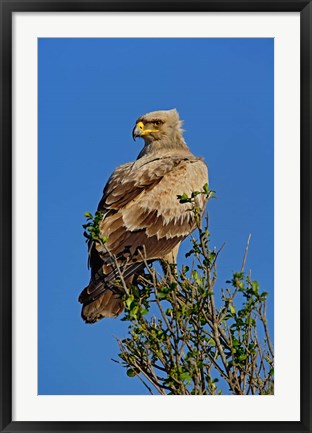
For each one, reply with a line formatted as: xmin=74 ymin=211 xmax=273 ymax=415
xmin=132 ymin=121 xmax=159 ymax=140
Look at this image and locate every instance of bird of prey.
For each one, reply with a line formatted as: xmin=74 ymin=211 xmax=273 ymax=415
xmin=79 ymin=109 xmax=208 ymax=323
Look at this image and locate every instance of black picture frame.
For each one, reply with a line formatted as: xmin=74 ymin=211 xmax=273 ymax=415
xmin=1 ymin=0 xmax=311 ymax=432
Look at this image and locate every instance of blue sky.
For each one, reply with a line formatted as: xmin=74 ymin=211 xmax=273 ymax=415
xmin=38 ymin=38 xmax=274 ymax=395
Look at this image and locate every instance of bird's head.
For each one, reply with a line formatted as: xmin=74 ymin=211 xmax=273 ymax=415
xmin=132 ymin=109 xmax=184 ymax=144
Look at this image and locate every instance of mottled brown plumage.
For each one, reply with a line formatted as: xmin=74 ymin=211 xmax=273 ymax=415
xmin=79 ymin=109 xmax=208 ymax=323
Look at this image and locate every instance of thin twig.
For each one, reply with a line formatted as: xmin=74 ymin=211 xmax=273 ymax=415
xmin=241 ymin=234 xmax=251 ymax=273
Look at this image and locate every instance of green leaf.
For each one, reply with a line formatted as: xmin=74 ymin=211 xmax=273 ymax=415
xmin=229 ymin=305 xmax=236 ymax=315
xmin=126 ymin=369 xmax=138 ymax=377
xmin=180 ymin=372 xmax=191 ymax=383
xmin=125 ymin=295 xmax=134 ymax=310
xmin=130 ymin=306 xmax=138 ymax=317
xmin=238 ymin=354 xmax=247 ymax=362
xmin=177 ymin=192 xmax=190 ymax=203
xmin=156 ymin=292 xmax=168 ymax=300
xmin=252 ymin=281 xmax=259 ymax=293
xmin=203 ymin=183 xmax=209 ymax=194
xmin=191 ymin=270 xmax=199 ymax=280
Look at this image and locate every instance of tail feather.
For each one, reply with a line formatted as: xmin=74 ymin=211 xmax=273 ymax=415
xmin=81 ymin=288 xmax=124 ymax=323
xmin=79 ymin=261 xmax=148 ymax=323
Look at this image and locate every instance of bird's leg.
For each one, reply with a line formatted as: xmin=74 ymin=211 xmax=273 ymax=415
xmin=160 ymin=244 xmax=180 ymax=283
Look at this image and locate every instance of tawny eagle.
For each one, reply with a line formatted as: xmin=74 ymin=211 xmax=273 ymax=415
xmin=79 ymin=109 xmax=208 ymax=323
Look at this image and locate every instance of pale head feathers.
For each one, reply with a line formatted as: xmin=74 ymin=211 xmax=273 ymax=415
xmin=134 ymin=109 xmax=190 ymax=159
xmin=136 ymin=109 xmax=184 ymax=134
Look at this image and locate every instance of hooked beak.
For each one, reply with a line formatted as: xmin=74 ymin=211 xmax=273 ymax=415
xmin=132 ymin=121 xmax=145 ymax=141
xmin=132 ymin=125 xmax=139 ymax=141
xmin=132 ymin=121 xmax=160 ymax=141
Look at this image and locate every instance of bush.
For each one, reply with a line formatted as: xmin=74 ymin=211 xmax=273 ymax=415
xmin=113 ymin=190 xmax=274 ymax=395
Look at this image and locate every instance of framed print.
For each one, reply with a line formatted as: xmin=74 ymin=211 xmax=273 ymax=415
xmin=1 ymin=0 xmax=311 ymax=432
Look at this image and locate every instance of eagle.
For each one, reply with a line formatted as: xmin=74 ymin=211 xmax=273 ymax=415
xmin=79 ymin=109 xmax=208 ymax=323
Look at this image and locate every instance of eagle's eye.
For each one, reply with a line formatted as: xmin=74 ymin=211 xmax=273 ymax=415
xmin=154 ymin=120 xmax=162 ymax=126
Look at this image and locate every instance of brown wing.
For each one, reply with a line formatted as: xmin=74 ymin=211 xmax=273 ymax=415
xmin=80 ymin=155 xmax=208 ymax=314
xmin=97 ymin=155 xmax=208 ymax=258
